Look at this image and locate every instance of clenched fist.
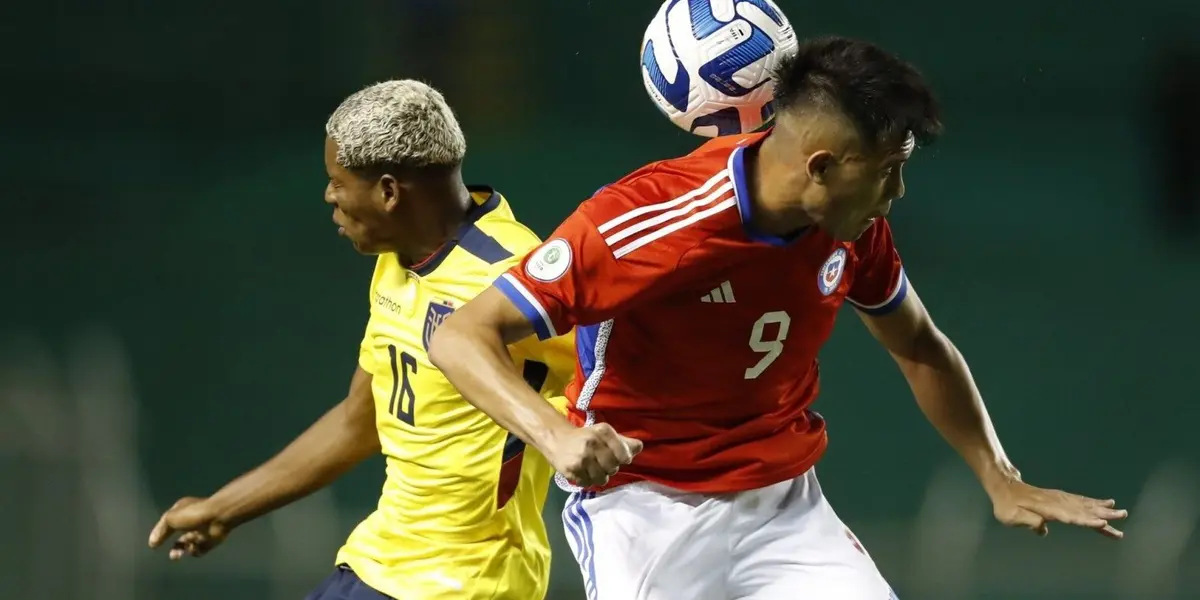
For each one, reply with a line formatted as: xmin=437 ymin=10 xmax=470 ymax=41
xmin=546 ymin=423 xmax=643 ymax=488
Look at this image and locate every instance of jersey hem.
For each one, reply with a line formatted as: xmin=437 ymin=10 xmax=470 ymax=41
xmin=334 ymin=554 xmax=409 ymax=600
xmin=582 ymin=432 xmax=829 ymax=495
xmin=494 ymin=274 xmax=558 ymax=339
xmin=848 ymin=267 xmax=909 ymax=315
xmin=335 ymin=547 xmax=550 ymax=600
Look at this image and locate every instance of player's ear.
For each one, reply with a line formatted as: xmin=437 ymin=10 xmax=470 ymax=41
xmin=378 ymin=173 xmax=402 ymax=212
xmin=806 ymin=151 xmax=834 ymax=185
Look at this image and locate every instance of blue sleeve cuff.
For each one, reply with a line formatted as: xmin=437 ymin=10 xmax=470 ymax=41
xmin=849 ymin=268 xmax=909 ymax=316
xmin=494 ymin=274 xmax=558 ymax=340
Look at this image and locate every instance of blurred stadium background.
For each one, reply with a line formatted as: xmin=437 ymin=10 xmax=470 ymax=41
xmin=2 ymin=1 xmax=1199 ymax=598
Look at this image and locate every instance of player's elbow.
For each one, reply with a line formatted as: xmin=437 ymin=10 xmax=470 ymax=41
xmin=428 ymin=309 xmax=494 ymax=373
xmin=427 ymin=316 xmax=468 ymax=374
xmin=430 ymin=286 xmax=535 ymax=374
xmin=893 ymin=322 xmax=955 ymax=371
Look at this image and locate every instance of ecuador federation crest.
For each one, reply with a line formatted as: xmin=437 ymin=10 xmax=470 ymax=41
xmin=422 ymin=300 xmax=456 ymax=352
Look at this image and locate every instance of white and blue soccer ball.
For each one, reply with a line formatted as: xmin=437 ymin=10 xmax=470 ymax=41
xmin=641 ymin=0 xmax=798 ymax=137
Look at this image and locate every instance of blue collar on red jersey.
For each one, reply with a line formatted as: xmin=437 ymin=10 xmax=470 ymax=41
xmin=729 ymin=141 xmax=809 ymax=247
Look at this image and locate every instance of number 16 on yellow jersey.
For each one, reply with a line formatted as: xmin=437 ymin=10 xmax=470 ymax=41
xmin=387 ymin=345 xmax=417 ymax=425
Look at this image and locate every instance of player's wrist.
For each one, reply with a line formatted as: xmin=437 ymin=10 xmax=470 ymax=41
xmin=975 ymin=459 xmax=1022 ymax=497
xmin=534 ymin=417 xmax=577 ymax=459
xmin=205 ymin=494 xmax=248 ymax=530
xmin=208 ymin=474 xmax=278 ymax=530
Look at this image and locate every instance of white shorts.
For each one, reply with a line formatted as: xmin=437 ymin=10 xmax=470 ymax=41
xmin=561 ymin=468 xmax=897 ymax=600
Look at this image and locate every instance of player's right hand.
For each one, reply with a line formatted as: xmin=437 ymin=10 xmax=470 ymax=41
xmin=147 ymin=496 xmax=231 ymax=560
xmin=547 ymin=423 xmax=643 ymax=488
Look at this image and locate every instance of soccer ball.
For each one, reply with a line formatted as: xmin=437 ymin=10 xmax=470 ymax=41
xmin=641 ymin=0 xmax=798 ymax=138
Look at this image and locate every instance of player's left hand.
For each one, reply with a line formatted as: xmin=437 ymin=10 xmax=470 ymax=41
xmin=147 ymin=496 xmax=231 ymax=560
xmin=987 ymin=478 xmax=1127 ymax=539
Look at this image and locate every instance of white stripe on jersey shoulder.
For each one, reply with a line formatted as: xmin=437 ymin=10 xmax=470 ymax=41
xmin=611 ymin=197 xmax=735 ymax=259
xmin=596 ymin=169 xmax=730 ymax=234
xmin=596 ymin=170 xmax=737 ymax=260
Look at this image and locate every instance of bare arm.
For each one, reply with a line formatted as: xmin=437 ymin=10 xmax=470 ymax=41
xmin=429 ymin=286 xmax=640 ymax=486
xmin=149 ymin=365 xmax=378 ymax=556
xmin=857 ymin=288 xmax=1016 ymax=491
xmin=206 ymin=365 xmax=379 ymax=526
xmin=428 ymin=286 xmax=576 ymax=455
xmin=858 ymin=285 xmax=1126 ymax=538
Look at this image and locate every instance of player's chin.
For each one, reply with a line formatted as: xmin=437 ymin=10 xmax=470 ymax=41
xmin=337 ymin=226 xmax=377 ymax=254
xmin=344 ymin=233 xmax=382 ymax=255
xmin=351 ymin=240 xmax=387 ymax=255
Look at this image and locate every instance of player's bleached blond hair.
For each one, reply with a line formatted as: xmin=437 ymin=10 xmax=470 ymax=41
xmin=325 ymin=80 xmax=466 ymax=173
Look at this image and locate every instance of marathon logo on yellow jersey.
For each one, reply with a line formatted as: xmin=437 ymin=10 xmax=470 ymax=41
xmin=422 ymin=300 xmax=456 ymax=351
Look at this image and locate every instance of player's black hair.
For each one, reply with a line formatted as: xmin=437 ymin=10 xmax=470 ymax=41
xmin=771 ymin=36 xmax=944 ymax=147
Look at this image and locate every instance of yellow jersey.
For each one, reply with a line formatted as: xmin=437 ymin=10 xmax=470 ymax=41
xmin=336 ymin=188 xmax=576 ymax=599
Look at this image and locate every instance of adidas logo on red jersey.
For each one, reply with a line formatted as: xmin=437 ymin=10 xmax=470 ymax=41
xmin=700 ymin=281 xmax=736 ymax=303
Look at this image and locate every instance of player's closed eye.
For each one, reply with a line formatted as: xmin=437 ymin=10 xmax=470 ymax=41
xmin=881 ymin=163 xmax=904 ymax=178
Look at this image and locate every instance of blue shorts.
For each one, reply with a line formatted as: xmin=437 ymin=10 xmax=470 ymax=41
xmin=306 ymin=566 xmax=393 ymax=600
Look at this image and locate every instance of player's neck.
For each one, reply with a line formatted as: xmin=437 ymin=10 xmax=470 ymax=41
xmin=398 ymin=180 xmax=473 ymax=266
xmin=747 ymin=139 xmax=816 ymax=237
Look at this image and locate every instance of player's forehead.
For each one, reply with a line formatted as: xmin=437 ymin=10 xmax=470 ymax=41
xmin=863 ymin=131 xmax=915 ymax=163
xmin=323 ymin=136 xmax=346 ymax=174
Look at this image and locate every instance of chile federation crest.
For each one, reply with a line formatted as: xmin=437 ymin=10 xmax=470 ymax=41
xmin=818 ymin=247 xmax=847 ymax=296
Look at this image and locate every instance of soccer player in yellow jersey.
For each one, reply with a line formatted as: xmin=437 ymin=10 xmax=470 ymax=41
xmin=147 ymin=80 xmax=576 ymax=599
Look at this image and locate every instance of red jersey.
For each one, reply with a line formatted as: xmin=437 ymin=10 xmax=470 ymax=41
xmin=493 ymin=132 xmax=908 ymax=494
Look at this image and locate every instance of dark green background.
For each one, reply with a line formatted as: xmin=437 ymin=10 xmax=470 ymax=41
xmin=1 ymin=1 xmax=1198 ymax=598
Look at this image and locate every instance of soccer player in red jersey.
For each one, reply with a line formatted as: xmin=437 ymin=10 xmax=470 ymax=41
xmin=430 ymin=37 xmax=1128 ymax=599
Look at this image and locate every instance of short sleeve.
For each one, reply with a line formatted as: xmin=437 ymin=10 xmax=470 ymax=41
xmin=846 ymin=218 xmax=909 ymax=315
xmin=492 ymin=199 xmax=682 ymax=340
xmin=358 ymin=326 xmax=378 ymax=373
